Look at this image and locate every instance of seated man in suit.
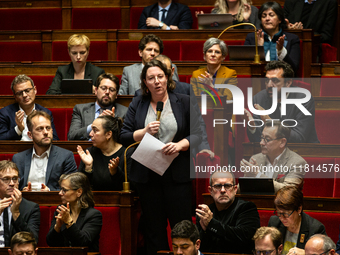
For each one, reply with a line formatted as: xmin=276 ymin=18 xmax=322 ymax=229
xmin=8 ymin=232 xmax=38 ymax=255
xmin=171 ymin=220 xmax=202 ymax=255
xmin=240 ymin=120 xmax=306 ymax=193
xmin=68 ymin=73 xmax=128 ymax=140
xmin=196 ymin=170 xmax=260 ymax=253
xmin=253 ymin=227 xmax=283 ymax=255
xmin=0 ymin=160 xmax=40 ymax=247
xmin=118 ymin=34 xmax=179 ymax=95
xmin=138 ymin=0 xmax=192 ymax=30
xmin=12 ymin=111 xmax=77 ymax=191
xmin=245 ymin=61 xmax=319 ymax=143
xmin=284 ymin=0 xmax=337 ymax=43
xmin=0 ymin=74 xmax=59 ymax=141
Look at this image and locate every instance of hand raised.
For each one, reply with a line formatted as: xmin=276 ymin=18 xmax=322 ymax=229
xmin=77 ymin=145 xmax=93 ymax=167
xmin=15 ymin=110 xmax=25 ymax=132
xmin=108 ymin=157 xmax=120 ymax=175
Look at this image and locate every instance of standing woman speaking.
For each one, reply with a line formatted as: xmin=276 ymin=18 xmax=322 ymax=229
xmin=120 ymin=59 xmax=202 ymax=255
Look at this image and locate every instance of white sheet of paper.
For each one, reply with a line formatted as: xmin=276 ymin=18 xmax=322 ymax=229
xmin=131 ymin=133 xmax=179 ymax=176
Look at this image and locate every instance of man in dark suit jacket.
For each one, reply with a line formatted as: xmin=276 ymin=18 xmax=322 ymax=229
xmin=0 ymin=75 xmax=59 ymax=141
xmin=138 ymin=0 xmax=192 ymax=30
xmin=12 ymin=111 xmax=77 ymax=191
xmin=245 ymin=61 xmax=319 ymax=143
xmin=284 ymin=0 xmax=337 ymax=43
xmin=0 ymin=160 xmax=40 ymax=246
xmin=68 ymin=73 xmax=128 ymax=140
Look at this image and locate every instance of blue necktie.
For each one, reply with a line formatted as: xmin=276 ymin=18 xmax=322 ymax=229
xmin=161 ymin=9 xmax=167 ymax=22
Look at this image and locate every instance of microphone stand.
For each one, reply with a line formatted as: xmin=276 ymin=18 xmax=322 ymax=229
xmin=123 ymin=141 xmax=140 ymax=192
xmin=217 ymin=22 xmax=261 ymax=64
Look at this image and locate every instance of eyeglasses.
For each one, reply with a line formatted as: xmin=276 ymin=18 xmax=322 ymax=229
xmin=99 ymin=86 xmax=117 ymax=93
xmin=318 ymin=249 xmax=331 ymax=255
xmin=0 ymin=177 xmax=20 ymax=184
xmin=274 ymin=210 xmax=295 ymax=218
xmin=14 ymin=87 xmax=34 ymax=97
xmin=253 ymin=249 xmax=275 ymax=255
xmin=212 ymin=183 xmax=235 ymax=191
xmin=60 ymin=187 xmax=76 ymax=194
xmin=260 ymin=136 xmax=283 ymax=144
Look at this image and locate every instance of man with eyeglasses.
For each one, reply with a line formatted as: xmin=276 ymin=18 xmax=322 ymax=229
xmin=253 ymin=227 xmax=283 ymax=255
xmin=240 ymin=120 xmax=306 ymax=193
xmin=196 ymin=170 xmax=260 ymax=253
xmin=0 ymin=74 xmax=59 ymax=141
xmin=8 ymin=232 xmax=38 ymax=255
xmin=68 ymin=73 xmax=128 ymax=140
xmin=0 ymin=160 xmax=40 ymax=247
xmin=305 ymin=234 xmax=336 ymax=255
xmin=12 ymin=111 xmax=77 ymax=191
xmin=245 ymin=60 xmax=319 ymax=143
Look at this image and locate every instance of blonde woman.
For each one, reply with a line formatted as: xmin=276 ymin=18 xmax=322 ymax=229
xmin=196 ymin=0 xmax=260 ymax=29
xmin=47 ymin=34 xmax=105 ymax=94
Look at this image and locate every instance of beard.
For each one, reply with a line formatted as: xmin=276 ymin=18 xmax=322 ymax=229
xmin=98 ymin=96 xmax=114 ymax=107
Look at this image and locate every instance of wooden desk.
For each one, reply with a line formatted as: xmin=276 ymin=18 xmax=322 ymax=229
xmin=0 ymin=95 xmax=133 ymax=109
xmin=0 ymin=247 xmax=88 ymax=255
xmin=202 ymin=194 xmax=340 ymax=213
xmin=243 ymin=142 xmax=340 ymax=159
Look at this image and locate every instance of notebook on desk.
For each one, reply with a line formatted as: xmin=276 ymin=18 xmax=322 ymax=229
xmin=238 ymin=177 xmax=275 ymax=195
xmin=60 ymin=79 xmax=93 ymax=94
xmin=197 ymin=14 xmax=233 ymax=30
xmin=228 ymin=45 xmax=265 ymax=61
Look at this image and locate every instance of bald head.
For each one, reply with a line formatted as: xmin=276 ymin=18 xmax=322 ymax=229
xmin=305 ymin=235 xmax=335 ymax=255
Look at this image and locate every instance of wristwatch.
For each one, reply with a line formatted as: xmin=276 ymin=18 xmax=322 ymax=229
xmin=159 ymin=22 xmax=164 ymax=28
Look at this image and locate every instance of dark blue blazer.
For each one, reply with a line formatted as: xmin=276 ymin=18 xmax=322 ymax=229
xmin=9 ymin=198 xmax=40 ymax=246
xmin=120 ymin=92 xmax=202 ymax=183
xmin=284 ymin=0 xmax=337 ymax=43
xmin=138 ymin=2 xmax=193 ymax=29
xmin=0 ymin=103 xmax=59 ymax=140
xmin=244 ymin=31 xmax=300 ymax=74
xmin=47 ymin=206 xmax=102 ymax=252
xmin=12 ymin=144 xmax=77 ymax=191
xmin=134 ymin=81 xmax=210 ymax=151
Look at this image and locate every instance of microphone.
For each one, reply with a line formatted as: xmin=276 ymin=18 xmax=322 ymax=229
xmin=156 ymin=101 xmax=164 ymax=121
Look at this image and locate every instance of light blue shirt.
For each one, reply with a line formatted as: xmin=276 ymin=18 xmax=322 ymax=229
xmin=86 ymin=102 xmax=112 ymax=136
xmin=158 ymin=3 xmax=171 ymax=30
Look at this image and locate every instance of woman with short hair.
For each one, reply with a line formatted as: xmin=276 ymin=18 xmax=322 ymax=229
xmin=47 ymin=34 xmax=105 ymax=94
xmin=268 ymin=186 xmax=326 ymax=255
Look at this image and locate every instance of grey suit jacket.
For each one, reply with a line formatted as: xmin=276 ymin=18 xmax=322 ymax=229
xmin=67 ymin=102 xmax=128 ymax=140
xmin=250 ymin=147 xmax=306 ymax=193
xmin=118 ymin=63 xmax=179 ymax=95
xmin=12 ymin=145 xmax=77 ymax=191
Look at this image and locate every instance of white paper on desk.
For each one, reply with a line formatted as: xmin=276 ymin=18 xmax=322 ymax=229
xmin=131 ymin=133 xmax=179 ymax=176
